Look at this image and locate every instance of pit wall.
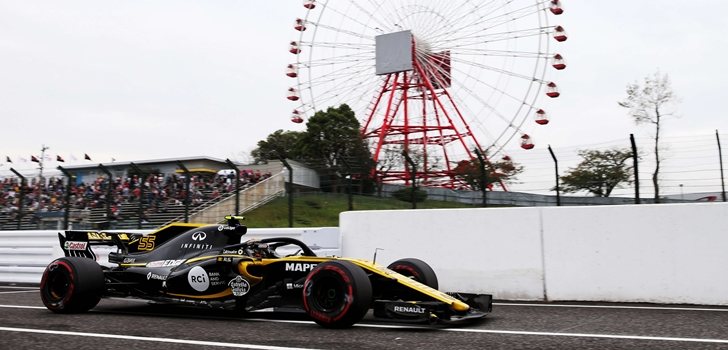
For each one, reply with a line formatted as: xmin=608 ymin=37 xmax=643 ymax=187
xmin=340 ymin=202 xmax=728 ymax=305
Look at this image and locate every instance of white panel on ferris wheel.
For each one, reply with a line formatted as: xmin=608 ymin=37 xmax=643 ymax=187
xmin=375 ymin=30 xmax=413 ymax=75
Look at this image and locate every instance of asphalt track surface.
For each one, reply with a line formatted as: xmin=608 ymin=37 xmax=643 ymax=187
xmin=2 ymin=284 xmax=728 ymax=350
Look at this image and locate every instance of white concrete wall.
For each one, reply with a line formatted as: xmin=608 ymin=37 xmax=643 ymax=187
xmin=340 ymin=203 xmax=728 ymax=305
xmin=340 ymin=208 xmax=546 ymax=300
xmin=542 ymin=203 xmax=728 ymax=305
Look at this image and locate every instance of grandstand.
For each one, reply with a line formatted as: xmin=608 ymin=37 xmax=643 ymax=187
xmin=0 ymin=157 xmax=318 ymax=230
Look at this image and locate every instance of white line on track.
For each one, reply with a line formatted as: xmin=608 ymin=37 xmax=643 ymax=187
xmin=3 ymin=304 xmax=728 ymax=345
xmin=0 ymin=305 xmax=45 ymax=309
xmin=437 ymin=328 xmax=728 ymax=344
xmin=0 ymin=286 xmax=38 ymax=290
xmin=494 ymin=302 xmax=728 ymax=312
xmin=241 ymin=318 xmax=728 ymax=344
xmin=0 ymin=290 xmax=38 ymax=294
xmin=0 ymin=326 xmax=320 ymax=350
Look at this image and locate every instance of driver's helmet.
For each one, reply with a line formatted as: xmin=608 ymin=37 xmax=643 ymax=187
xmin=249 ymin=242 xmax=270 ymax=258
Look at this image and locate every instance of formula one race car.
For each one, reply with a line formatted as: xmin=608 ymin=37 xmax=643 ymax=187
xmin=40 ymin=216 xmax=492 ymax=328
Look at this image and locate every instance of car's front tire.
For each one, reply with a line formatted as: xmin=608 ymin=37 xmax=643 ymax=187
xmin=388 ymin=258 xmax=439 ymax=289
xmin=40 ymin=257 xmax=104 ymax=313
xmin=303 ymin=260 xmax=372 ymax=328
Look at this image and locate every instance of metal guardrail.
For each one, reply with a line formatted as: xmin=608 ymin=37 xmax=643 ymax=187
xmin=0 ymin=231 xmax=58 ymax=283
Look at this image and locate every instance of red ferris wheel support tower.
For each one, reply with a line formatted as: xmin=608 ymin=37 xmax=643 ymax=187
xmin=361 ymin=30 xmax=486 ymax=189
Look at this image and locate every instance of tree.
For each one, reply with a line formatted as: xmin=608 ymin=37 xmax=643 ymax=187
xmin=618 ymin=71 xmax=678 ymax=202
xmin=452 ymin=153 xmax=523 ymax=190
xmin=249 ymin=105 xmax=374 ymax=193
xmin=298 ymin=104 xmax=373 ymax=192
xmin=250 ymin=129 xmax=305 ymax=164
xmin=559 ymin=148 xmax=634 ymax=197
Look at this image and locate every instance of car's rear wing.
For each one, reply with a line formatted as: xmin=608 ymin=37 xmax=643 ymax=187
xmin=58 ymin=230 xmax=134 ymax=260
xmin=58 ymin=223 xmax=205 ymax=260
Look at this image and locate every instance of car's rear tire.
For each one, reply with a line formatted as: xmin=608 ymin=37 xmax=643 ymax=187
xmin=388 ymin=258 xmax=438 ymax=290
xmin=303 ymin=260 xmax=372 ymax=328
xmin=40 ymin=257 xmax=104 ymax=313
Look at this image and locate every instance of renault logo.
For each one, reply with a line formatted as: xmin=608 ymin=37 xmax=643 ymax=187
xmin=191 ymin=232 xmax=207 ymax=241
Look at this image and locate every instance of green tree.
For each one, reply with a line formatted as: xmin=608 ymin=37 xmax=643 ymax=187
xmin=618 ymin=71 xmax=679 ymax=202
xmin=560 ymin=148 xmax=634 ymax=197
xmin=298 ymin=104 xmax=373 ymax=192
xmin=250 ymin=129 xmax=305 ymax=164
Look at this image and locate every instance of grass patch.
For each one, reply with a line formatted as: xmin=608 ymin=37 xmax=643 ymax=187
xmin=242 ymin=192 xmax=481 ymax=228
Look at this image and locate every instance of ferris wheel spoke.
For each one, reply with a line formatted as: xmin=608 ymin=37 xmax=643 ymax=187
xmin=301 ymin=49 xmax=372 ymax=61
xmin=455 ymin=49 xmax=549 ymax=59
xmin=448 ymin=80 xmax=523 ymax=136
xmin=376 ymin=1 xmax=416 ymax=32
xmin=431 ymin=0 xmax=500 ymax=40
xmin=351 ymin=1 xmax=400 ymax=33
xmin=362 ymin=0 xmax=407 ymax=32
xmin=305 ymin=74 xmax=377 ymax=109
xmin=299 ymin=40 xmax=374 ymax=51
xmin=304 ymin=53 xmax=373 ymax=74
xmin=440 ymin=27 xmax=549 ymax=48
xmin=307 ymin=64 xmax=372 ymax=87
xmin=302 ymin=58 xmax=372 ymax=70
xmin=299 ymin=52 xmax=373 ymax=69
xmin=428 ymin=0 xmax=544 ymax=43
xmin=318 ymin=1 xmax=391 ymax=36
xmin=450 ymin=75 xmax=533 ymax=142
xmin=309 ymin=22 xmax=374 ymax=41
xmin=452 ymin=57 xmax=545 ymax=83
xmin=442 ymin=0 xmax=498 ymax=28
xmin=478 ymin=2 xmax=549 ymax=31
xmin=306 ymin=75 xmax=373 ymax=100
xmin=302 ymin=66 xmax=375 ymax=107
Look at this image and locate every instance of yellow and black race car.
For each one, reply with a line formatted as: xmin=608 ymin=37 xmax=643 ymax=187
xmin=40 ymin=216 xmax=492 ymax=328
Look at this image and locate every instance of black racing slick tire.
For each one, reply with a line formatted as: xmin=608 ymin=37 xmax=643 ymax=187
xmin=303 ymin=260 xmax=372 ymax=328
xmin=388 ymin=258 xmax=439 ymax=290
xmin=40 ymin=257 xmax=104 ymax=313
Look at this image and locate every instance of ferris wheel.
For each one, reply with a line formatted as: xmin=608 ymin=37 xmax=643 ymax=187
xmin=286 ymin=0 xmax=567 ymax=188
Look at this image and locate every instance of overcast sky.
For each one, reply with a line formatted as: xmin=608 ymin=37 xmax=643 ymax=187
xmin=2 ymin=1 xmax=727 ymax=196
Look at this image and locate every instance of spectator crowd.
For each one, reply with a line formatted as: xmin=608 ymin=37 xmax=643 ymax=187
xmin=0 ymin=170 xmax=271 ymax=221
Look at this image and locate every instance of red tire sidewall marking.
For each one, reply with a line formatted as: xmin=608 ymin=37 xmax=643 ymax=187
xmin=303 ymin=264 xmax=354 ymax=323
xmin=40 ymin=260 xmax=76 ymax=309
xmin=391 ymin=264 xmax=420 ymax=280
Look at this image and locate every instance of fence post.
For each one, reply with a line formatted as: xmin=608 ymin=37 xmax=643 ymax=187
xmin=225 ymin=159 xmax=240 ymax=215
xmin=279 ymin=158 xmax=293 ymax=227
xmin=9 ymin=168 xmax=26 ymax=230
xmin=57 ymin=166 xmax=75 ymax=230
xmin=547 ymin=145 xmax=561 ymax=206
xmin=474 ymin=149 xmax=488 ymax=207
xmin=717 ymin=130 xmax=726 ymax=202
xmin=177 ymin=161 xmax=191 ymax=223
xmin=340 ymin=157 xmax=354 ymax=211
xmin=129 ymin=163 xmax=146 ymax=229
xmin=402 ymin=151 xmax=417 ymax=209
xmin=98 ymin=164 xmax=113 ymax=226
xmin=630 ymin=134 xmax=640 ymax=204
